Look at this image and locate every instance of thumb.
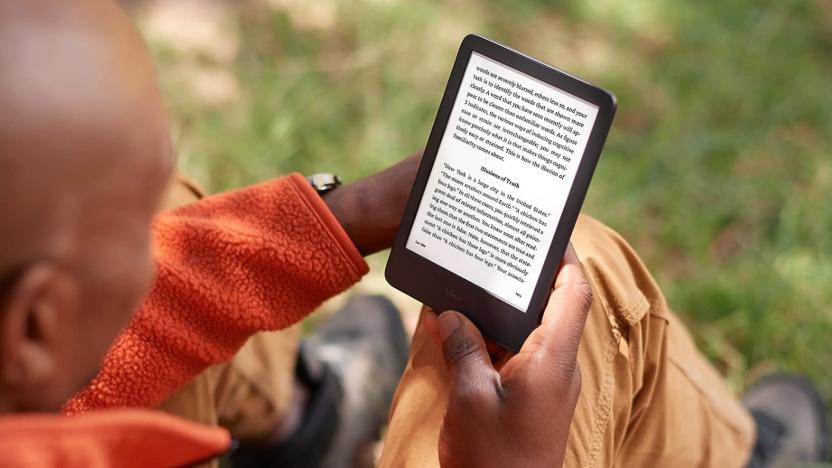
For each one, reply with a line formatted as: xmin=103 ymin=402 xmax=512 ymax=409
xmin=436 ymin=311 xmax=495 ymax=393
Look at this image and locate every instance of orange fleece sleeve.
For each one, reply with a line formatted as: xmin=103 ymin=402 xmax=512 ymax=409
xmin=65 ymin=173 xmax=368 ymax=413
xmin=0 ymin=410 xmax=230 ymax=468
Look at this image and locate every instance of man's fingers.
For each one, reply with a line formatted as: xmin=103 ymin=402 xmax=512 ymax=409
xmin=437 ymin=311 xmax=499 ymax=401
xmin=544 ymin=243 xmax=591 ymax=323
xmin=553 ymin=243 xmax=583 ymax=291
xmin=439 ymin=311 xmax=490 ymax=369
xmin=526 ymin=243 xmax=593 ymax=365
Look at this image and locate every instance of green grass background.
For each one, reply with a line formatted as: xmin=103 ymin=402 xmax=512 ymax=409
xmin=139 ymin=0 xmax=832 ymax=399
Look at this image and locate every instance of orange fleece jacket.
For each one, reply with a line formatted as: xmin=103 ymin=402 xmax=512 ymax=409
xmin=0 ymin=410 xmax=229 ymax=468
xmin=66 ymin=173 xmax=369 ymax=413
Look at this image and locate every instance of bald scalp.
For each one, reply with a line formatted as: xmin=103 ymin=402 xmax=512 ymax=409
xmin=0 ymin=0 xmax=172 ymax=271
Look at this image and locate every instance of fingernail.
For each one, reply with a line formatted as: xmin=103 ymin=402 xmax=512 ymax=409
xmin=437 ymin=312 xmax=461 ymax=340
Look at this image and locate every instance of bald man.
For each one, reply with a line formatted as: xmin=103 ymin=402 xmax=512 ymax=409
xmin=2 ymin=1 xmax=824 ymax=468
xmin=0 ymin=1 xmax=594 ymax=466
xmin=0 ymin=0 xmax=415 ymax=461
xmin=0 ymin=0 xmax=174 ymax=412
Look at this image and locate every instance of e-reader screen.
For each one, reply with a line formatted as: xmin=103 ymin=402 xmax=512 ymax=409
xmin=404 ymin=51 xmax=600 ymax=312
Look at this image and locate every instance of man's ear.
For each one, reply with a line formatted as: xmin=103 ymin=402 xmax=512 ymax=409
xmin=0 ymin=262 xmax=75 ymax=404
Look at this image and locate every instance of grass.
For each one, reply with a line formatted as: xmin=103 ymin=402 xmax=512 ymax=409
xmin=140 ymin=0 xmax=832 ymax=401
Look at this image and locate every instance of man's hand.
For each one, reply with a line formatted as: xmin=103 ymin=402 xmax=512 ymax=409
xmin=322 ymin=151 xmax=422 ymax=256
xmin=426 ymin=244 xmax=592 ymax=468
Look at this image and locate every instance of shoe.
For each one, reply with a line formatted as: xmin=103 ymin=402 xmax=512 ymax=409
xmin=231 ymin=295 xmax=409 ymax=468
xmin=306 ymin=295 xmax=409 ymax=468
xmin=743 ymin=373 xmax=830 ymax=468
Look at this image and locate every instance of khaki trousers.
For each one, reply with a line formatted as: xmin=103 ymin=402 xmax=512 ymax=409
xmin=380 ymin=215 xmax=754 ymax=468
xmin=159 ymin=175 xmax=755 ymax=468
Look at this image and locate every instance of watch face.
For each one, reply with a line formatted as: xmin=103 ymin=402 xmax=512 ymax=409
xmin=307 ymin=173 xmax=342 ymax=194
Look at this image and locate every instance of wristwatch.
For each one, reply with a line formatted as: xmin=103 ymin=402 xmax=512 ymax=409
xmin=306 ymin=173 xmax=343 ymax=195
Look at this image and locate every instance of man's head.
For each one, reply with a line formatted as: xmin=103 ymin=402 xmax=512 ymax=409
xmin=0 ymin=0 xmax=172 ymax=411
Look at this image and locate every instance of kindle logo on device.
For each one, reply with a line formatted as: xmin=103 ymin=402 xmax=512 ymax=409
xmin=443 ymin=287 xmax=466 ymax=305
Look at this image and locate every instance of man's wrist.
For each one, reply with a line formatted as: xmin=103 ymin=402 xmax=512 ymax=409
xmin=318 ymin=152 xmax=422 ymax=257
xmin=321 ymin=182 xmax=386 ymax=256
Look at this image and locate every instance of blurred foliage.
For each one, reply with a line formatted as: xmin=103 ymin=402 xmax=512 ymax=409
xmin=140 ymin=0 xmax=832 ymax=397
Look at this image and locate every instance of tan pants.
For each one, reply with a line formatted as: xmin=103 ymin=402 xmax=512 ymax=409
xmin=381 ymin=216 xmax=754 ymax=468
xmin=159 ymin=175 xmax=755 ymax=467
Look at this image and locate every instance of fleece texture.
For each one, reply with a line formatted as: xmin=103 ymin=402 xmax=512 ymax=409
xmin=0 ymin=410 xmax=229 ymax=468
xmin=66 ymin=173 xmax=368 ymax=413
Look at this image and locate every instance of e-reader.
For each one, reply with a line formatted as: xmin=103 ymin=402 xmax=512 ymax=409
xmin=385 ymin=35 xmax=616 ymax=351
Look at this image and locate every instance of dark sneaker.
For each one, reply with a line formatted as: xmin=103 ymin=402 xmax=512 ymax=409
xmin=231 ymin=295 xmax=409 ymax=468
xmin=743 ymin=373 xmax=829 ymax=468
xmin=306 ymin=295 xmax=409 ymax=468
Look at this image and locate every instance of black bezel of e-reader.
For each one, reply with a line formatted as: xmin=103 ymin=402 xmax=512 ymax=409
xmin=385 ymin=34 xmax=616 ymax=352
